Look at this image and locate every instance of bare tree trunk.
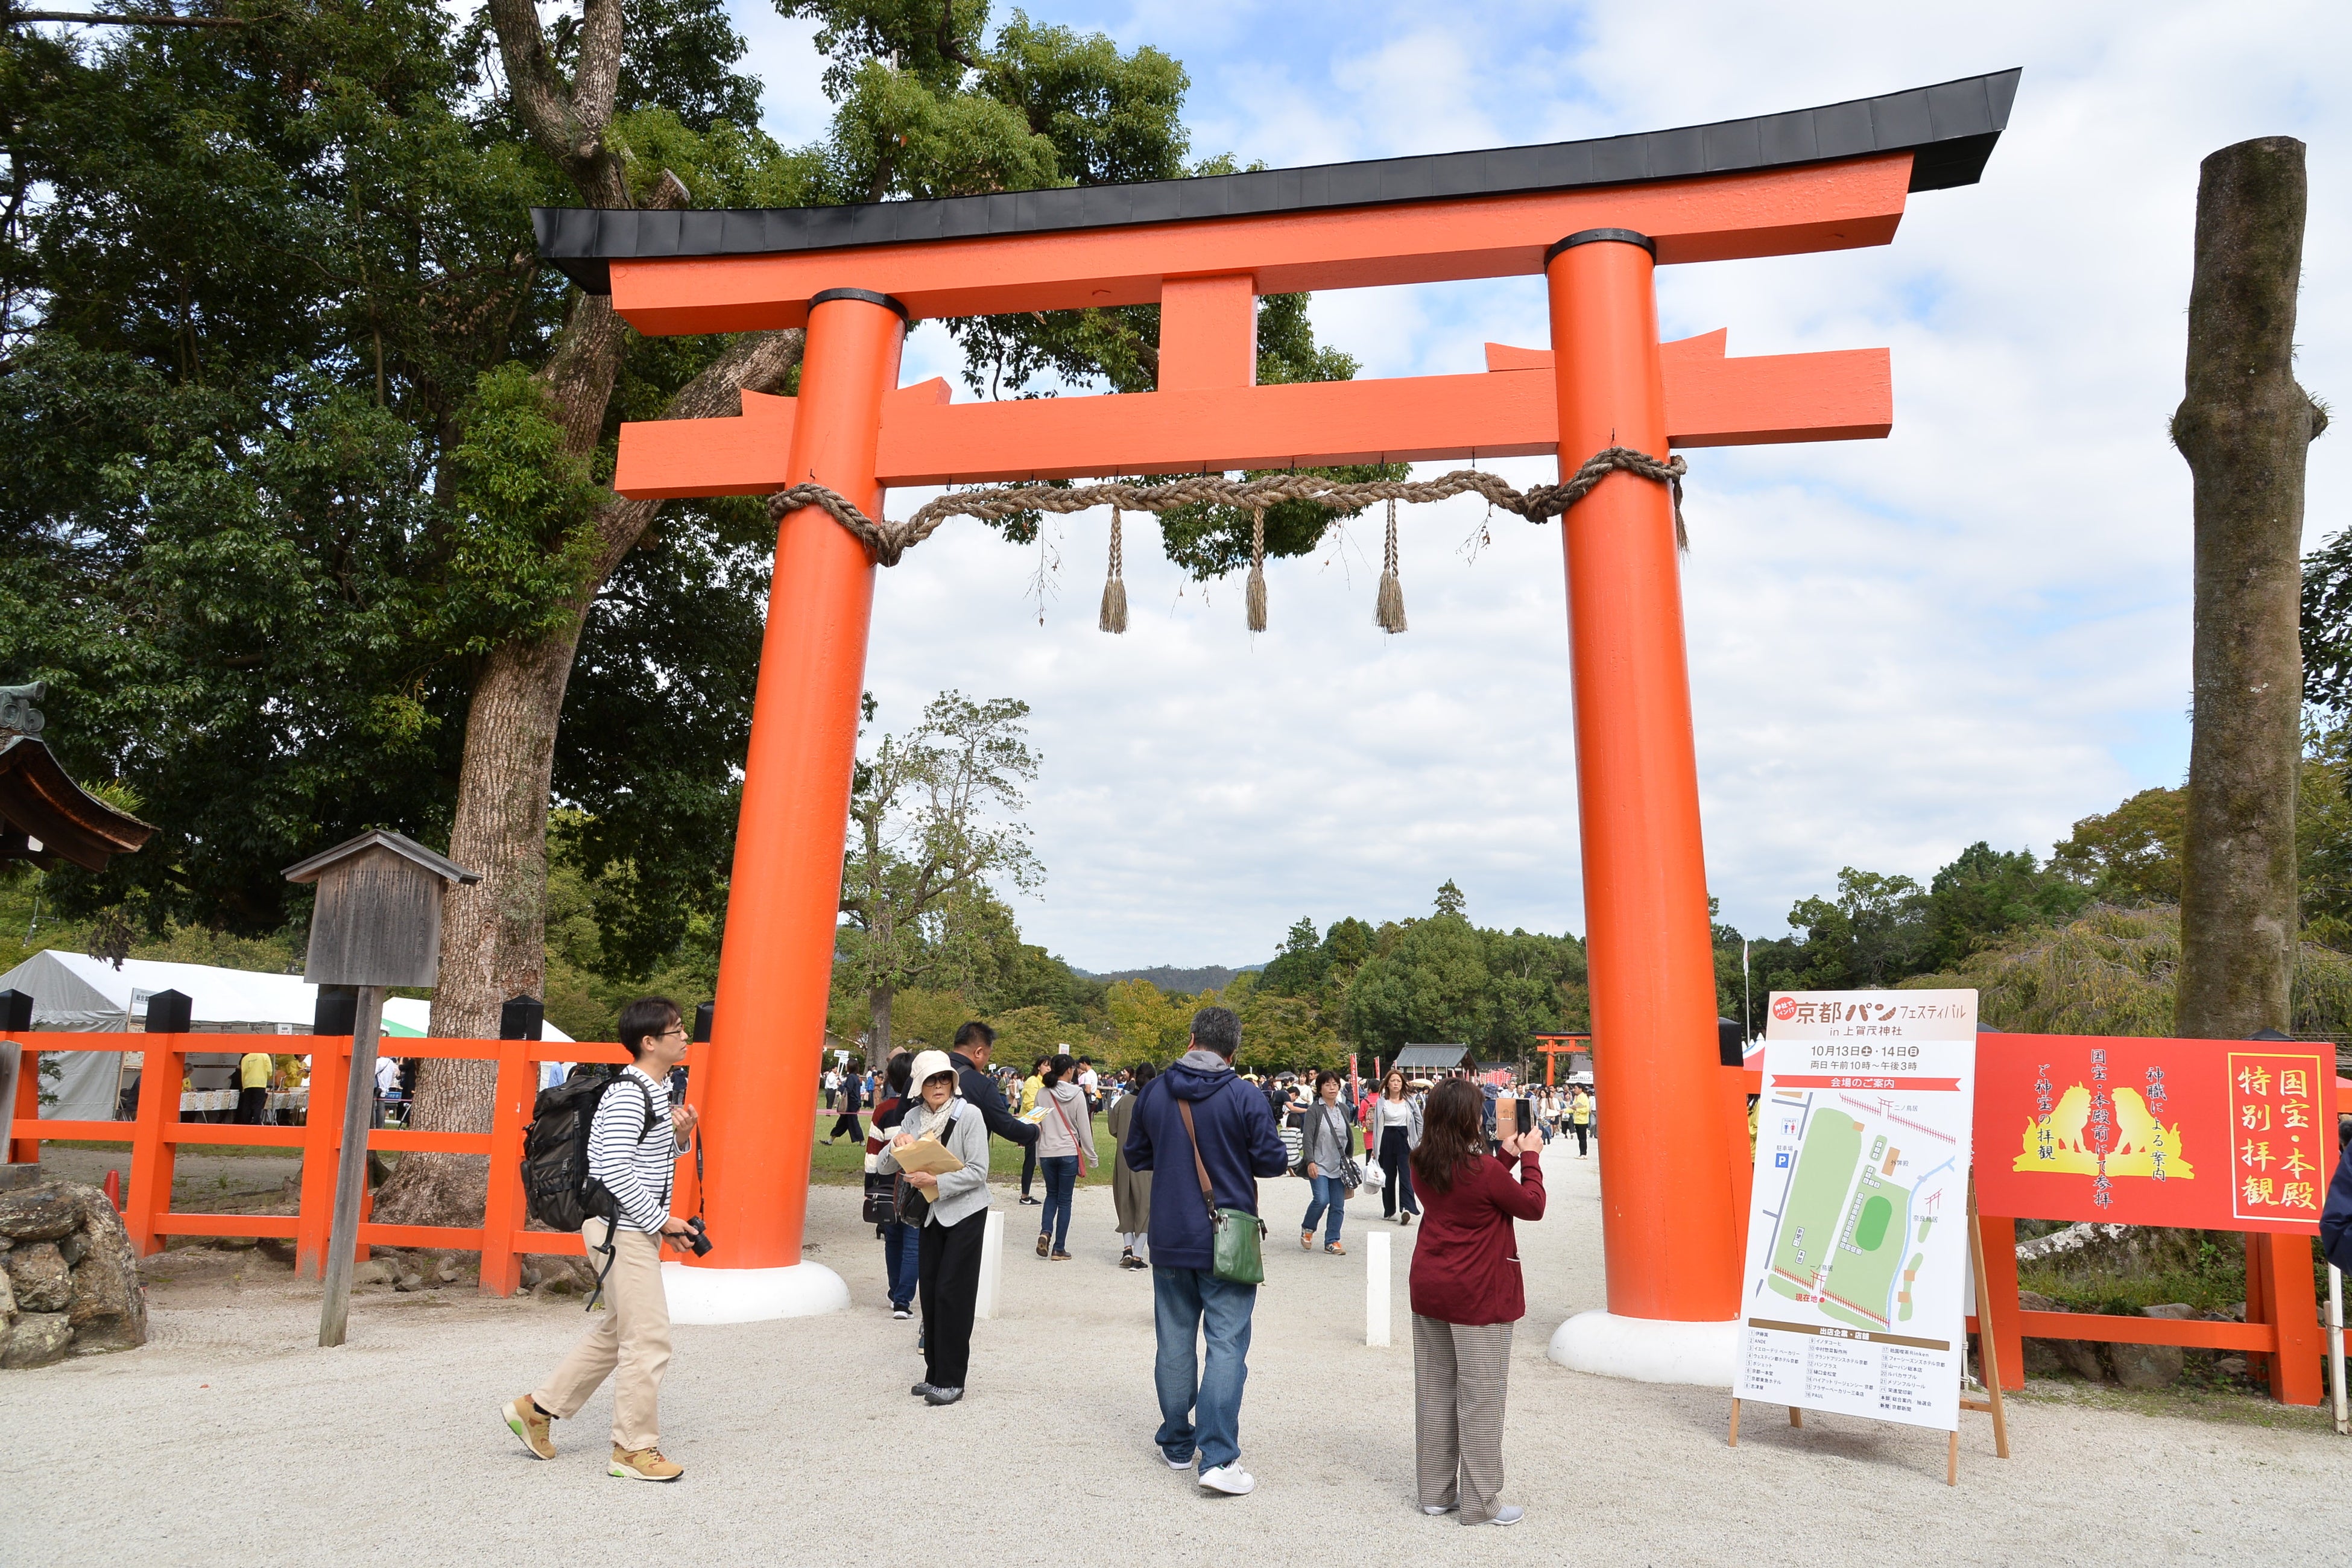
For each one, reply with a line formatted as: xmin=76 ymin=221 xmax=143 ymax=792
xmin=2174 ymin=136 xmax=2328 ymax=1039
xmin=868 ymin=983 xmax=894 ymax=1059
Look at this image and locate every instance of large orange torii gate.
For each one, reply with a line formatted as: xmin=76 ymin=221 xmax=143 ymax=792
xmin=537 ymin=70 xmax=2017 ymax=1376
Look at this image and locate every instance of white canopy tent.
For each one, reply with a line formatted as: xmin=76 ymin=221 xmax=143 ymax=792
xmin=0 ymin=949 xmax=571 ymax=1121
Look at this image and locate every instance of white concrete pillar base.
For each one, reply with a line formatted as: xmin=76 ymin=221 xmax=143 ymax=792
xmin=660 ymin=1260 xmax=849 ymax=1324
xmin=1546 ymin=1310 xmax=1737 ymax=1388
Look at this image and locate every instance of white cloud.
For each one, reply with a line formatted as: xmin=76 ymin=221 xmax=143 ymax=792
xmin=721 ymin=1 xmax=2351 ymax=967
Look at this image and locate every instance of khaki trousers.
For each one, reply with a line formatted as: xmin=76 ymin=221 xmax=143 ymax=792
xmin=535 ymin=1219 xmax=671 ymax=1451
xmin=1412 ymin=1315 xmax=1513 ymax=1523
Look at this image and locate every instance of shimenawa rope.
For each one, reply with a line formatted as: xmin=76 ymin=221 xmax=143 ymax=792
xmin=766 ymin=446 xmax=1687 ymax=630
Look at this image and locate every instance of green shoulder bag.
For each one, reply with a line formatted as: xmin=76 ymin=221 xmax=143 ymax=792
xmin=1177 ymin=1096 xmax=1266 ymax=1286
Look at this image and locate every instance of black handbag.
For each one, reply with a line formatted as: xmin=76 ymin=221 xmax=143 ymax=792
xmin=862 ymin=1169 xmax=897 ymax=1225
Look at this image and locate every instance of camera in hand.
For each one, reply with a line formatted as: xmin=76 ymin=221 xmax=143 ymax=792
xmin=680 ymin=1216 xmax=713 ymax=1257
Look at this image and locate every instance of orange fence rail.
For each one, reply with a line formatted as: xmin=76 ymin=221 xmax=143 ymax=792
xmin=4 ymin=1030 xmax=699 ymax=1298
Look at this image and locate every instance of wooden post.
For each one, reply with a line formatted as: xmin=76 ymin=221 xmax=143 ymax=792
xmin=1962 ymin=1184 xmax=2012 ymax=1459
xmin=318 ymin=985 xmax=384 ymax=1347
xmin=476 ymin=1034 xmax=533 ymax=1298
xmin=2173 ymin=136 xmax=2325 ymax=1040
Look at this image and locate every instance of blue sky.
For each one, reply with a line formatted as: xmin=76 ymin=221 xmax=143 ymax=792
xmin=717 ymin=0 xmax=2351 ymax=970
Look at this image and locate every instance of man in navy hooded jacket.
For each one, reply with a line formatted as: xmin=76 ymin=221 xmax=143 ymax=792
xmin=1122 ymin=1005 xmax=1291 ymax=1497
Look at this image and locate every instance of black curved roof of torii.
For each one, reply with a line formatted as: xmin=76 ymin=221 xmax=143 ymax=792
xmin=536 ymin=69 xmax=2019 ymax=296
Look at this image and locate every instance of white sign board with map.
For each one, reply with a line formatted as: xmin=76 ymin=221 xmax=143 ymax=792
xmin=1734 ymin=990 xmax=1977 ymax=1432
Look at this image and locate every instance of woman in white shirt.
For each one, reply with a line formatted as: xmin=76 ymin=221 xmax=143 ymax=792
xmin=1371 ymin=1069 xmax=1424 ymax=1225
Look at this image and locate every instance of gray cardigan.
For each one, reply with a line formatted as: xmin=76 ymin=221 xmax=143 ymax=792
xmin=877 ymin=1096 xmax=994 ymax=1228
xmin=1301 ymin=1101 xmax=1351 ymax=1175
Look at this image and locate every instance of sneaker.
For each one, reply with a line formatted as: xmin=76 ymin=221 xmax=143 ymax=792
xmin=1422 ymin=1503 xmax=1458 ymax=1516
xmin=923 ymin=1385 xmax=964 ymax=1406
xmin=1198 ymin=1462 xmax=1256 ymax=1496
xmin=911 ymin=1383 xmax=936 ymax=1397
xmin=1019 ymin=1195 xmax=1041 ymax=1206
xmin=1400 ymin=1213 xmax=1414 ymax=1227
xmin=1036 ymin=1234 xmax=1051 ymax=1257
xmin=892 ymin=1306 xmax=912 ymax=1320
xmin=502 ymin=1396 xmax=554 ymax=1461
xmin=1324 ymin=1241 xmax=1346 ymax=1256
xmin=1051 ymin=1250 xmax=1072 ymax=1261
xmin=1161 ymin=1444 xmax=1195 ymax=1470
xmin=1486 ymin=1506 xmax=1525 ymax=1527
xmin=609 ymin=1445 xmax=683 ymax=1482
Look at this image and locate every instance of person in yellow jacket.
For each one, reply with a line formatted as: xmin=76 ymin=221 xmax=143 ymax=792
xmin=1567 ymin=1088 xmax=1593 ymax=1159
xmin=1016 ymin=1056 xmax=1048 ymax=1206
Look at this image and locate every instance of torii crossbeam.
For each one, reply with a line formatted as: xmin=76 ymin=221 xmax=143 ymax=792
xmin=535 ymin=69 xmax=2017 ymax=1378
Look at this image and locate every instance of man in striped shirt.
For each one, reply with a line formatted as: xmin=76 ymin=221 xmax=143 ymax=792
xmin=504 ymin=997 xmax=697 ymax=1482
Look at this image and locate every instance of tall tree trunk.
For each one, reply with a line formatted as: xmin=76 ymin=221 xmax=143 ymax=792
xmin=375 ymin=329 xmax=805 ymax=1227
xmin=2174 ymin=136 xmax=2328 ymax=1039
xmin=372 ymin=620 xmax=587 ymax=1225
xmin=869 ymin=982 xmax=894 ymax=1059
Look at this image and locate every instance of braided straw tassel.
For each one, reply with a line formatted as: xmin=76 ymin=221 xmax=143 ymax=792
xmin=1245 ymin=505 xmax=1268 ymax=632
xmin=1098 ymin=506 xmax=1128 ymax=634
xmin=1374 ymin=496 xmax=1408 ymax=634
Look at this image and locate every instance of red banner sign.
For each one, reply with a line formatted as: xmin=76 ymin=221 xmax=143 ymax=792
xmin=1973 ymin=1034 xmax=2336 ymax=1233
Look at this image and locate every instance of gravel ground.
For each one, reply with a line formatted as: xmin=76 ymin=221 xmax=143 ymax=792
xmin=4 ymin=1142 xmax=2347 ymax=1566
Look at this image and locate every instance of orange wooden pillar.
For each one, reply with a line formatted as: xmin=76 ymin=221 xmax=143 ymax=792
xmin=123 ymin=1038 xmax=182 ymax=1257
xmin=7 ymin=1040 xmax=37 ymax=1164
xmin=1974 ymin=1214 xmax=2026 ymax=1391
xmin=687 ymin=288 xmax=900 ymax=1295
xmin=476 ymin=1035 xmax=535 ymax=1297
xmin=1547 ymin=230 xmax=1741 ymax=1329
xmin=2247 ymin=1231 xmax=2324 ymax=1404
xmin=294 ymin=1034 xmax=347 ymax=1277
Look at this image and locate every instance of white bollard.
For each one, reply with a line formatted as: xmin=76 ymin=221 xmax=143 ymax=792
xmin=1366 ymin=1229 xmax=1392 ymax=1347
xmin=975 ymin=1207 xmax=1006 ymax=1321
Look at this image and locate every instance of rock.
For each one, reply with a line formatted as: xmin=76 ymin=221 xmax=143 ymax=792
xmin=1 ymin=1310 xmax=73 ymax=1368
xmin=256 ymin=1237 xmax=298 ymax=1266
xmin=392 ymin=1268 xmax=427 ymax=1293
xmin=351 ymin=1259 xmax=396 ymax=1286
xmin=7 ymin=1242 xmax=72 ymax=1313
xmin=0 ymin=1257 xmax=14 ymax=1321
xmin=434 ymin=1254 xmax=463 ymax=1285
xmin=2143 ymin=1303 xmax=2198 ymax=1320
xmin=2217 ymin=1355 xmax=2250 ymax=1377
xmin=0 ymin=1184 xmax=80 ymax=1242
xmin=57 ymin=1231 xmax=87 ymax=1268
xmin=2110 ymin=1341 xmax=2185 ymax=1389
xmin=56 ymin=1184 xmax=146 ymax=1355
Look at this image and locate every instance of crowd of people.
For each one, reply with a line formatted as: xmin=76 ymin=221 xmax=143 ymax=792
xmin=506 ymin=1004 xmax=1568 ymax=1522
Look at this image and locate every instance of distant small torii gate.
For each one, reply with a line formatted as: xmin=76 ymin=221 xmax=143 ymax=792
xmin=535 ymin=70 xmax=2018 ymax=1377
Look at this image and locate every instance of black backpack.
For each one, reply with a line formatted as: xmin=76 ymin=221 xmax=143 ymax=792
xmin=521 ymin=1071 xmax=662 ymax=1233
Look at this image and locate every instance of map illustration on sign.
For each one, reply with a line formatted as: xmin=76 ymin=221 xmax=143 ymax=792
xmin=1768 ymin=1099 xmax=1956 ymax=1332
xmin=1736 ymin=990 xmax=1977 ymax=1432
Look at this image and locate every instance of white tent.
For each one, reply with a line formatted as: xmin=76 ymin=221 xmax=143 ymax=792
xmin=0 ymin=950 xmax=571 ymax=1121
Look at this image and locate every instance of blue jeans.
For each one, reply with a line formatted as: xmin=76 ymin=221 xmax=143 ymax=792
xmin=882 ymin=1219 xmax=920 ymax=1308
xmin=1303 ymin=1173 xmax=1346 ymax=1244
xmin=1152 ymin=1265 xmax=1256 ymax=1472
xmin=1038 ymin=1155 xmax=1078 ymax=1251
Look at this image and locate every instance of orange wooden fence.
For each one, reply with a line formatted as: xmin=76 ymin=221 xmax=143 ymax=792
xmin=4 ymin=1029 xmax=697 ymax=1297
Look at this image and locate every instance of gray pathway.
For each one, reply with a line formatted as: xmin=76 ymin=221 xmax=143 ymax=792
xmin=4 ymin=1143 xmax=2344 ymax=1565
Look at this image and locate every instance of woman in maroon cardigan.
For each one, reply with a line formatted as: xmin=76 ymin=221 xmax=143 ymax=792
xmin=1406 ymin=1078 xmax=1544 ymax=1526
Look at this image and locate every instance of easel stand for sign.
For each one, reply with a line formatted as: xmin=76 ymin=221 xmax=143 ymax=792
xmin=1730 ymin=1180 xmax=2012 ymax=1485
